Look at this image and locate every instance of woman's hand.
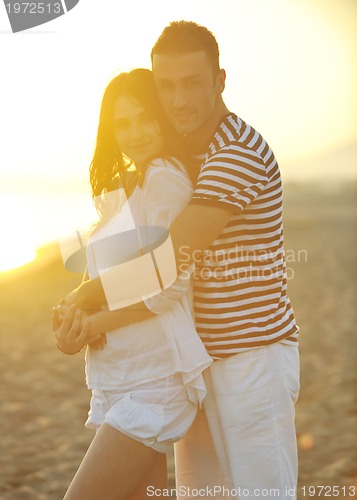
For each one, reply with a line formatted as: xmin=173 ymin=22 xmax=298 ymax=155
xmin=80 ymin=312 xmax=107 ymax=351
xmin=52 ymin=305 xmax=104 ymax=355
xmin=63 ymin=277 xmax=106 ymax=311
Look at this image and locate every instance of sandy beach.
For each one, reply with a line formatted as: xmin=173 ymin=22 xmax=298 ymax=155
xmin=1 ymin=182 xmax=356 ymax=499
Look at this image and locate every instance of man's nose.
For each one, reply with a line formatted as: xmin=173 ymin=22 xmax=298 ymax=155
xmin=172 ymin=87 xmax=188 ymax=109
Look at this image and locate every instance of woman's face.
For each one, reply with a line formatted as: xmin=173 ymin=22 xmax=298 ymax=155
xmin=112 ymin=94 xmax=164 ymax=168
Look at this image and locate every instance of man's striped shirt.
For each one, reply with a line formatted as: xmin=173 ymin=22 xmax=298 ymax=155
xmin=190 ymin=113 xmax=299 ymax=359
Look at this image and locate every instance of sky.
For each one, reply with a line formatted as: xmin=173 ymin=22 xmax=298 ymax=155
xmin=0 ymin=0 xmax=356 ymax=271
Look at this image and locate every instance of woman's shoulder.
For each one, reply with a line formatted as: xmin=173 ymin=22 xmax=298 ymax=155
xmin=143 ymin=157 xmax=192 ymax=187
xmin=144 ymin=156 xmax=189 ymax=181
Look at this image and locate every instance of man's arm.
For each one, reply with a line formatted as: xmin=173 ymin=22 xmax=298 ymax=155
xmin=67 ymin=154 xmax=233 ymax=313
xmin=169 ymin=203 xmax=233 ymax=271
xmin=67 ymin=203 xmax=232 ymax=311
xmin=66 ymin=202 xmax=232 ymax=313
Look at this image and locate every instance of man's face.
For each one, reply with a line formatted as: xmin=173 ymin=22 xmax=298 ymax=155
xmin=152 ymin=51 xmax=224 ymax=135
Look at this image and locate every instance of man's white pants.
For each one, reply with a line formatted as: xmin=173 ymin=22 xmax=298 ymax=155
xmin=175 ymin=342 xmax=300 ymax=499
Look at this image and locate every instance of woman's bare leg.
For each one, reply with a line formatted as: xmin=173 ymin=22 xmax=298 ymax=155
xmin=129 ymin=453 xmax=168 ymax=499
xmin=64 ymin=423 xmax=163 ymax=500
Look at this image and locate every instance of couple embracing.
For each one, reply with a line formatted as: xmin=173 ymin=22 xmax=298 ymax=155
xmin=52 ymin=21 xmax=300 ymax=500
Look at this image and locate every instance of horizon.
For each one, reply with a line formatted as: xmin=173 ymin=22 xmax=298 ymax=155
xmin=1 ymin=176 xmax=356 ymax=278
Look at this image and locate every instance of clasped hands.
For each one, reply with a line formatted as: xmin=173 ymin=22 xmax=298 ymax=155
xmin=52 ymin=280 xmax=107 ymax=355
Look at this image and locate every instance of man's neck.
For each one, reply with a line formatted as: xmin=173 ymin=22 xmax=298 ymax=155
xmin=187 ymin=99 xmax=230 ymax=155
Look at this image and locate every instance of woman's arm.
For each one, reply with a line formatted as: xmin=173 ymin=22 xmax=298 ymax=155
xmin=59 ymin=299 xmax=155 ymax=336
xmin=83 ymin=304 xmax=155 ymax=337
xmin=64 ymin=270 xmax=195 ymax=322
xmin=64 ymin=279 xmax=155 ymax=326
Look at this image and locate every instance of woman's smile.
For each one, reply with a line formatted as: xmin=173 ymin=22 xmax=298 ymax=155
xmin=113 ymin=95 xmax=164 ymax=168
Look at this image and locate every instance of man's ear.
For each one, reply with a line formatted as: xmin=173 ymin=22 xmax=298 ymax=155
xmin=215 ymin=69 xmax=226 ymax=93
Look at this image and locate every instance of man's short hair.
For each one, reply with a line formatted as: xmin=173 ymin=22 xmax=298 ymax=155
xmin=151 ymin=20 xmax=220 ymax=76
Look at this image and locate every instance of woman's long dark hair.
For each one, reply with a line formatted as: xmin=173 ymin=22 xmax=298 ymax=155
xmin=90 ymin=68 xmax=192 ymax=218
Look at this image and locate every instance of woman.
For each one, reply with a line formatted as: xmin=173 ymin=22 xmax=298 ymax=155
xmin=52 ymin=69 xmax=211 ymax=499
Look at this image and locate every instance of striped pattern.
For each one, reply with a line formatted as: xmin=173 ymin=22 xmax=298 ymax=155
xmin=191 ymin=114 xmax=299 ymax=359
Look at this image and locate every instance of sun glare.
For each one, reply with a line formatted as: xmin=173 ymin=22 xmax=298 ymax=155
xmin=0 ymin=195 xmax=38 ymax=273
xmin=0 ymin=246 xmax=37 ymax=273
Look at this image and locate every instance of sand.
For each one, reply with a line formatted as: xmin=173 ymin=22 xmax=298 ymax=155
xmin=0 ymin=183 xmax=356 ymax=499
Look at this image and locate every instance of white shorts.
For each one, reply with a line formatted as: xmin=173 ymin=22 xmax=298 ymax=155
xmin=85 ymin=374 xmax=198 ymax=453
xmin=175 ymin=342 xmax=300 ymax=499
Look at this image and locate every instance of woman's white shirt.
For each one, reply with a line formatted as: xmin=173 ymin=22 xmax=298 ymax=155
xmin=85 ymin=158 xmax=212 ymax=406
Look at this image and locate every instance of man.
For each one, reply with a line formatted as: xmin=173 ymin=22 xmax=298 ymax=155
xmin=148 ymin=21 xmax=300 ymax=499
xmin=65 ymin=21 xmax=300 ymax=499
